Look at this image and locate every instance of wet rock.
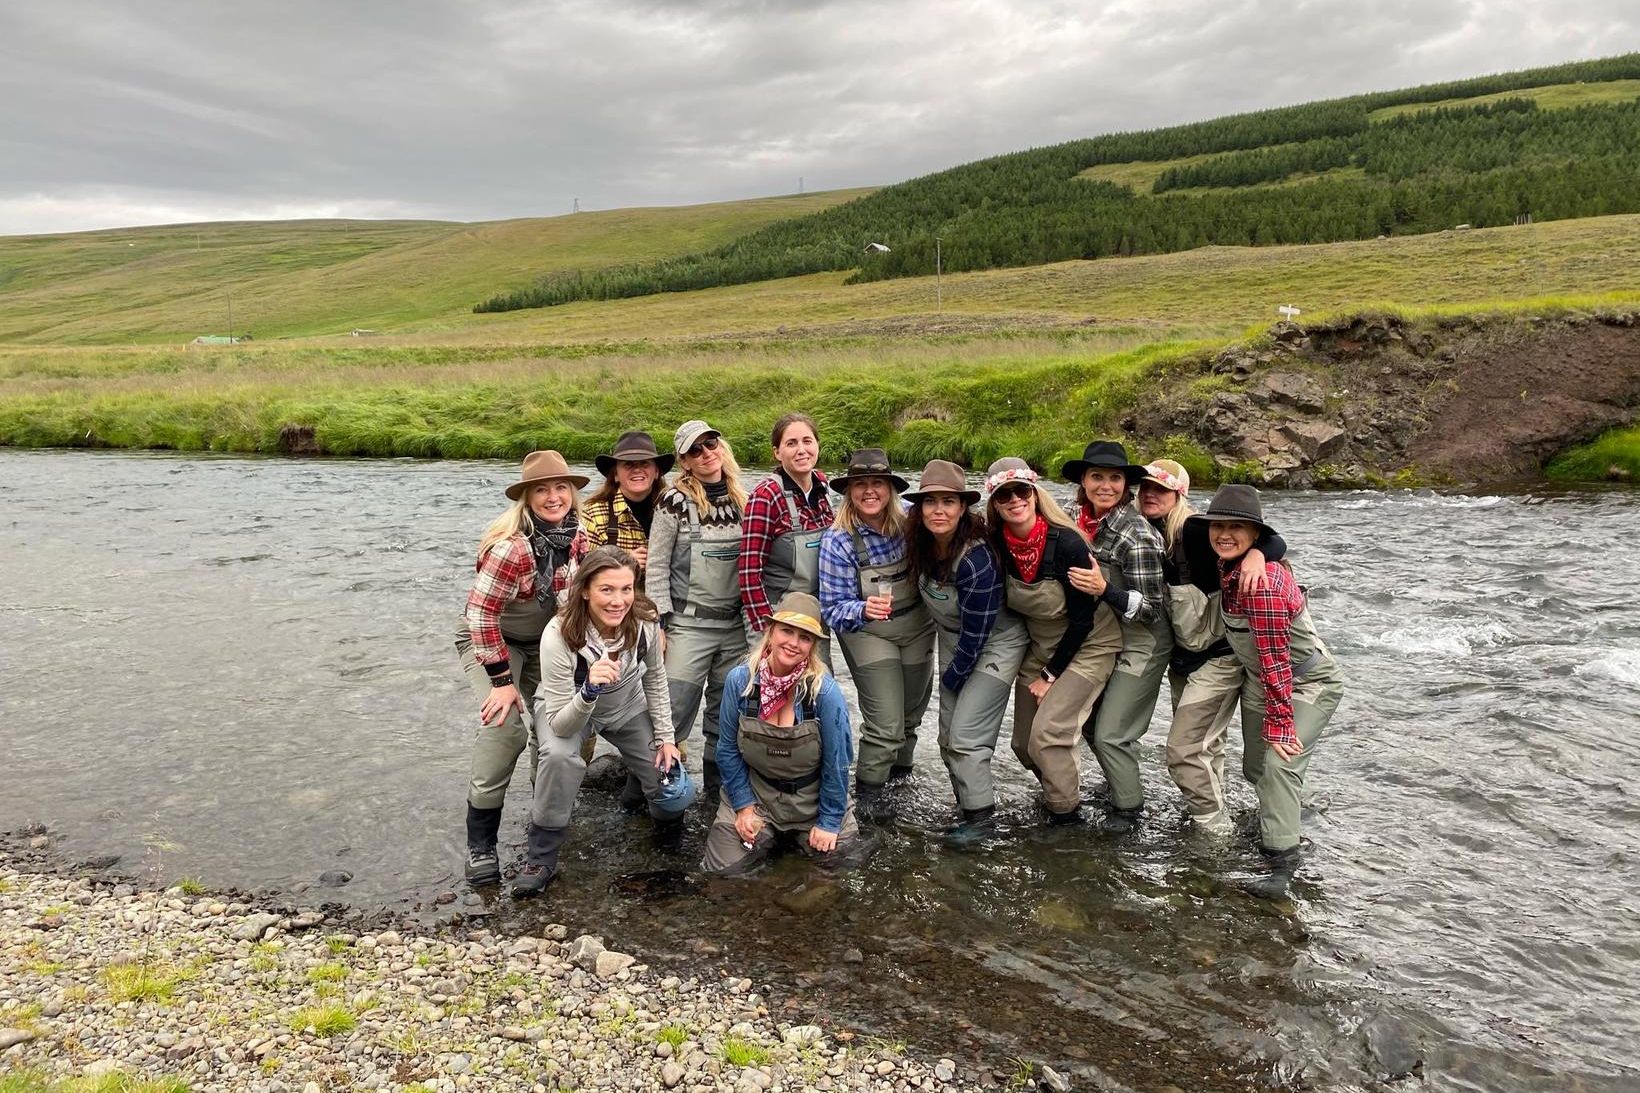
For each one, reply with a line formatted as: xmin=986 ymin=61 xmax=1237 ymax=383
xmin=1360 ymin=1013 xmax=1425 ymax=1080
xmin=582 ymin=754 xmax=626 ymax=790
xmin=842 ymin=948 xmax=864 ymax=964
xmin=288 ymin=911 xmax=325 ymax=930
xmin=231 ymin=913 xmax=283 ymax=941
xmin=1039 ymin=1064 xmax=1072 ymax=1092
xmin=567 ymin=935 xmax=606 ymax=969
xmin=28 ymin=835 xmax=48 ymax=850
xmin=317 ymin=869 xmax=353 ymax=887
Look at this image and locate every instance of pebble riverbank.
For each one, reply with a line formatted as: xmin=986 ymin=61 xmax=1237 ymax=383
xmin=0 ymin=865 xmax=1031 ymax=1093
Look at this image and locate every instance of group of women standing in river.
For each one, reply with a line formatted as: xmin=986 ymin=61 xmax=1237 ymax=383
xmin=454 ymin=413 xmax=1344 ymax=901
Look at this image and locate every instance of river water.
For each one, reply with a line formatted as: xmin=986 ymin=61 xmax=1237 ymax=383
xmin=2 ymin=449 xmax=1637 ymax=1091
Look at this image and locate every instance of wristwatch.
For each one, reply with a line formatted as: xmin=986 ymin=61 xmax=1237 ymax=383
xmin=1039 ymin=668 xmax=1057 ymax=684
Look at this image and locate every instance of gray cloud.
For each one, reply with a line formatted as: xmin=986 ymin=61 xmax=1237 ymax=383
xmin=1 ymin=0 xmax=1634 ymax=233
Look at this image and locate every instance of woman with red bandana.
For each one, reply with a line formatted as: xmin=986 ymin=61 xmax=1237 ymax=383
xmin=1188 ymin=485 xmax=1343 ymax=899
xmin=984 ymin=457 xmax=1121 ymax=825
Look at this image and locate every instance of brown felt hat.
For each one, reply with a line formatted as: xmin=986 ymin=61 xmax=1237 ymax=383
xmin=828 ymin=448 xmax=909 ymax=494
xmin=902 ymin=459 xmax=980 ymax=505
xmin=505 ymin=450 xmax=590 ymax=499
xmin=595 ymin=430 xmax=675 ymax=476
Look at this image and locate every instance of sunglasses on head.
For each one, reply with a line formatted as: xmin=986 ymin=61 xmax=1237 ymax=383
xmin=684 ymin=435 xmax=721 ymax=458
xmin=993 ymin=484 xmax=1035 ymax=502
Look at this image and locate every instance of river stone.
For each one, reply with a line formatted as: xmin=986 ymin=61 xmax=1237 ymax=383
xmin=1360 ymin=1013 xmax=1424 ymax=1079
xmin=935 ymin=1060 xmax=956 ymax=1082
xmin=231 ymin=913 xmax=283 ymax=941
xmin=0 ymin=1029 xmax=37 ymax=1051
xmin=28 ymin=835 xmax=48 ymax=849
xmin=318 ymin=869 xmax=353 ymax=887
xmin=1277 ymin=420 xmax=1346 ymax=460
xmin=594 ymin=951 xmax=635 ymax=978
xmin=842 ymin=948 xmax=863 ymax=964
xmin=661 ymin=1061 xmax=685 ymax=1088
xmin=289 ymin=911 xmax=325 ymax=930
xmin=374 ymin=930 xmax=402 ymax=947
xmin=1039 ymin=1064 xmax=1072 ymax=1092
xmin=83 ymin=1060 xmax=120 ymax=1077
xmin=783 ymin=1024 xmax=823 ymax=1047
xmin=567 ymin=934 xmax=606 ymax=969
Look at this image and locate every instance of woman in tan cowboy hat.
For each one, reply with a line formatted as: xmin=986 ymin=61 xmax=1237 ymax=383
xmin=818 ymin=448 xmax=935 ymax=820
xmin=904 ymin=459 xmax=1030 ymax=845
xmin=585 ymin=430 xmax=674 ymax=573
xmin=1188 ymin=485 xmax=1343 ymax=899
xmin=702 ymin=592 xmax=862 ymax=874
xmin=455 ymin=450 xmax=590 ymax=887
xmin=984 ymin=457 xmax=1121 ymax=825
xmin=1132 ymin=460 xmax=1284 ymax=836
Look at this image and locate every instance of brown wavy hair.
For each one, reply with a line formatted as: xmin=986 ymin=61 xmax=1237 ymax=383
xmin=558 ymin=546 xmax=658 ymax=650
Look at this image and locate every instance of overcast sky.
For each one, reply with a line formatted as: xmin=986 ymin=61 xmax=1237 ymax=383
xmin=1 ymin=1 xmax=1633 ymax=235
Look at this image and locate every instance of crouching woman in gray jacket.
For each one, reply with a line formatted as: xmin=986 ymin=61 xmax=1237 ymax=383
xmin=516 ymin=546 xmax=688 ymax=896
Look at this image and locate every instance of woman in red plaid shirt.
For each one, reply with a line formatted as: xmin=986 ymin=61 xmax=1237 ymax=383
xmin=737 ymin=412 xmax=835 ymax=654
xmin=1190 ymin=485 xmax=1343 ymax=899
xmin=455 ymin=450 xmax=590 ymax=888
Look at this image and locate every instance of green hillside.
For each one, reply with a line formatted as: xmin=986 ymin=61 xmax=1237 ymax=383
xmin=0 ymin=190 xmax=870 ymax=345
xmin=477 ymin=53 xmax=1640 ymax=312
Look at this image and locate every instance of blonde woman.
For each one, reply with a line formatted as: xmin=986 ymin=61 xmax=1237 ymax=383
xmin=456 ymin=450 xmax=589 ymax=887
xmin=985 ymin=457 xmax=1121 ymax=825
xmin=647 ymin=420 xmax=749 ymax=780
xmin=817 ymin=448 xmax=935 ymax=820
xmin=519 ymin=547 xmax=688 ymax=896
xmin=703 ymin=593 xmax=860 ymax=874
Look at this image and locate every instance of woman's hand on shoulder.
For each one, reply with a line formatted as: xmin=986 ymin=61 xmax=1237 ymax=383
xmin=1238 ymin=549 xmax=1270 ymax=595
xmin=1067 ymin=564 xmax=1105 ymax=596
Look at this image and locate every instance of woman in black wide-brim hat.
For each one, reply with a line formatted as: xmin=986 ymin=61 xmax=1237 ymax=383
xmin=817 ymin=448 xmax=935 ymax=821
xmin=585 ymin=430 xmax=674 ymax=574
xmin=1061 ymin=440 xmax=1172 ymax=835
xmin=1187 ymin=485 xmax=1344 ymax=899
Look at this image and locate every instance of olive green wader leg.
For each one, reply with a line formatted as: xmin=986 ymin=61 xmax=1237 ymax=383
xmin=457 ymin=630 xmax=543 ymax=809
xmin=938 ymin=623 xmax=1029 ymax=811
xmin=841 ymin=629 xmax=932 ymax=786
xmin=666 ymin=620 xmax=747 ymax=757
xmin=1088 ymin=618 xmax=1174 ymax=812
xmin=1238 ymin=682 xmax=1342 ymax=851
xmin=1165 ymin=657 xmax=1239 ymax=821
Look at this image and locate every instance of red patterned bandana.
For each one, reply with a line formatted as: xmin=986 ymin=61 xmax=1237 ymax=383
xmin=1003 ymin=517 xmax=1050 ymax=583
xmin=1077 ymin=506 xmax=1103 ymax=543
xmin=755 ymin=657 xmax=806 ymax=722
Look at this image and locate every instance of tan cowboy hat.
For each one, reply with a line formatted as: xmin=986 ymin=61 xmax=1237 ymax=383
xmin=768 ymin=592 xmax=825 ymax=639
xmin=505 ymin=450 xmax=590 ymax=499
xmin=902 ymin=459 xmax=980 ymax=505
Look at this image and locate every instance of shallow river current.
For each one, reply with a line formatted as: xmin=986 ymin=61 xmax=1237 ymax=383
xmin=2 ymin=450 xmax=1638 ymax=1091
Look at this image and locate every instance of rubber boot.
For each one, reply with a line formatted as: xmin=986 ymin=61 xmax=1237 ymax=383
xmin=701 ymin=759 xmax=722 ymax=801
xmin=1046 ymin=805 xmax=1085 ymax=827
xmin=619 ymin=773 xmax=647 ymax=815
xmin=512 ymin=822 xmax=566 ymax=898
xmin=887 ymin=763 xmax=915 ymax=783
xmin=1244 ymin=846 xmax=1301 ymax=900
xmin=652 ymin=814 xmax=686 ymax=852
xmin=1097 ymin=804 xmax=1144 ymax=836
xmin=942 ymin=805 xmax=997 ymax=849
xmin=855 ymin=780 xmax=894 ymax=823
xmin=463 ymin=804 xmax=503 ymax=886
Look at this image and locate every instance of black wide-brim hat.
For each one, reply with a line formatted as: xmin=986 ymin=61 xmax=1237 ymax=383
xmin=1184 ymin=483 xmax=1277 ymax=537
xmin=595 ymin=430 xmax=675 ymax=476
xmin=1060 ymin=440 xmax=1145 ymax=485
xmin=829 ymin=447 xmax=910 ymax=494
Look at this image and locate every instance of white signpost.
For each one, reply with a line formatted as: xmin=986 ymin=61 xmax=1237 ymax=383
xmin=1278 ymin=304 xmax=1302 ymax=322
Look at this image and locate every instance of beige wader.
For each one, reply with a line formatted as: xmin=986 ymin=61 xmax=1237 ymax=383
xmin=665 ymin=502 xmax=748 ymax=756
xmin=701 ymin=708 xmax=860 ymax=874
xmin=759 ymin=492 xmax=831 ymax=663
xmin=1087 ymin=549 xmax=1175 ymax=812
xmin=457 ymin=593 xmax=554 ymax=810
xmin=1224 ymin=600 xmax=1343 ymax=851
xmin=837 ymin=531 xmax=935 ymax=786
xmin=1162 ymin=582 xmax=1240 ymax=822
xmin=532 ymin=655 xmax=668 ymax=829
xmin=1007 ymin=537 xmax=1122 ymax=815
xmin=920 ymin=550 xmax=1029 ymax=811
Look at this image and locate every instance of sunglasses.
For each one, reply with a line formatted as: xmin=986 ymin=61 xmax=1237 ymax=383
xmin=993 ymin=484 xmax=1035 ymax=502
xmin=684 ymin=435 xmax=721 ymax=458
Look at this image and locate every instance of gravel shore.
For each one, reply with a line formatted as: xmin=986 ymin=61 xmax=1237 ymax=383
xmin=0 ymin=865 xmax=998 ymax=1092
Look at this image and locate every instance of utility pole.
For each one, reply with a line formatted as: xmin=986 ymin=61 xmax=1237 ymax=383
xmin=935 ymin=237 xmax=942 ymax=313
xmin=226 ymin=293 xmax=233 ymax=341
xmin=573 ymin=197 xmax=580 ymax=213
xmin=798 ymin=176 xmax=804 ymax=194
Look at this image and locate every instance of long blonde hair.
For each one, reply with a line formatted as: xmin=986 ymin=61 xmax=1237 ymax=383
xmin=477 ymin=489 xmax=583 ymax=558
xmin=1155 ymin=496 xmax=1193 ymax=555
xmin=740 ymin=626 xmax=829 ymax=709
xmin=832 ymin=481 xmax=908 ymax=538
xmin=675 ymin=438 xmax=748 ymax=513
xmin=985 ymin=483 xmax=1084 ymax=544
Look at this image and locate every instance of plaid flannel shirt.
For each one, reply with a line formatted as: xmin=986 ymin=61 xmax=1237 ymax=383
xmin=817 ymin=522 xmax=906 ymax=633
xmin=584 ymin=492 xmax=650 ymax=556
xmin=463 ymin=531 xmax=589 ymax=669
xmin=939 ymin=544 xmax=1003 ymax=694
xmin=737 ymin=469 xmax=833 ymax=630
xmin=1221 ymin=560 xmax=1307 ymax=748
xmin=1086 ymin=501 xmax=1166 ymax=624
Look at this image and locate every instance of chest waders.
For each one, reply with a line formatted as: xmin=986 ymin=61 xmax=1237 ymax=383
xmin=1162 ymin=581 xmax=1240 ymax=826
xmin=1223 ymin=599 xmax=1344 ymax=853
xmin=761 ymin=491 xmax=830 ymax=663
xmin=664 ymin=500 xmax=748 ymax=759
xmin=1087 ymin=543 xmax=1176 ymax=814
xmin=1003 ymin=534 xmax=1121 ymax=816
xmin=457 ymin=572 xmax=557 ymax=837
xmin=531 ymin=645 xmax=669 ymax=832
xmin=920 ymin=545 xmax=1030 ymax=812
xmin=700 ymin=702 xmax=860 ymax=874
xmin=839 ymin=530 xmax=935 ymax=787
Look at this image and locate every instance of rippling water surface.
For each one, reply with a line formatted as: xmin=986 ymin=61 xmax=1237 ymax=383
xmin=3 ymin=450 xmax=1637 ymax=1091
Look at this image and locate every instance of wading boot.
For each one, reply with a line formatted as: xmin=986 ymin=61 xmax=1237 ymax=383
xmin=855 ymin=780 xmax=895 ymax=823
xmin=1046 ymin=805 xmax=1085 ymax=827
xmin=652 ymin=815 xmax=686 ymax=852
xmin=1096 ymin=804 xmax=1144 ymax=836
xmin=619 ymin=773 xmax=647 ymax=816
xmin=1243 ymin=846 xmax=1301 ymax=900
xmin=701 ymin=758 xmax=722 ymax=801
xmin=887 ymin=763 xmax=915 ymax=784
xmin=1190 ymin=808 xmax=1232 ymax=837
xmin=942 ymin=806 xmax=997 ymax=849
xmin=511 ymin=822 xmax=566 ymax=898
xmin=463 ymin=804 xmax=504 ymax=886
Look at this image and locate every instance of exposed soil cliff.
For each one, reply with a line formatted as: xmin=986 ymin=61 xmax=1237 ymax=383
xmin=1128 ymin=310 xmax=1640 ymax=487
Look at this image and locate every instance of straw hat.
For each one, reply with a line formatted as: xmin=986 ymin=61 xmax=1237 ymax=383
xmin=768 ymin=592 xmax=825 ymax=639
xmin=505 ymin=450 xmax=590 ymax=499
xmin=902 ymin=459 xmax=980 ymax=505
